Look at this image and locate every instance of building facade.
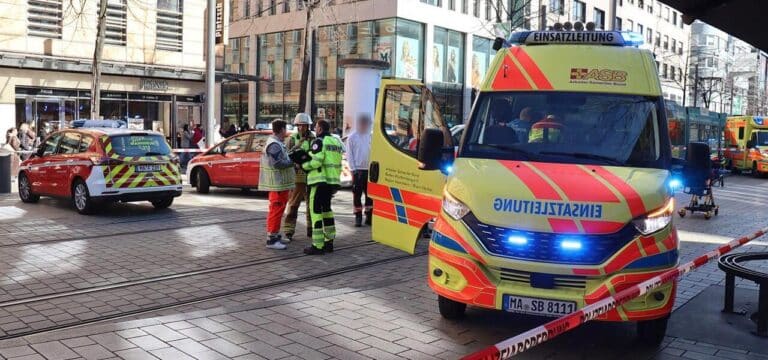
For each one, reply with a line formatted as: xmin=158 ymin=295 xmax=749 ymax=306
xmin=225 ymin=0 xmax=692 ymax=129
xmin=0 ymin=0 xmax=206 ymax=148
xmin=689 ymin=21 xmax=768 ymax=116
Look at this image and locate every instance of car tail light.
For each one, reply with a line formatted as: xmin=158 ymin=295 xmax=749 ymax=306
xmin=90 ymin=156 xmax=123 ymax=166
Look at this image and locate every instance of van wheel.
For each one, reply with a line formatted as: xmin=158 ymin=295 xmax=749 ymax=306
xmin=18 ymin=173 xmax=39 ymax=203
xmin=151 ymin=197 xmax=174 ymax=209
xmin=195 ymin=169 xmax=210 ymax=194
xmin=72 ymin=179 xmax=95 ymax=215
xmin=438 ymin=295 xmax=466 ymax=320
xmin=637 ymin=316 xmax=669 ymax=346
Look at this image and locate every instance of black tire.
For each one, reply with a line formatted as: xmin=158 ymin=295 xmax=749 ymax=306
xmin=195 ymin=168 xmax=210 ymax=194
xmin=637 ymin=316 xmax=669 ymax=346
xmin=241 ymin=188 xmax=251 ymax=194
xmin=18 ymin=173 xmax=39 ymax=203
xmin=151 ymin=197 xmax=174 ymax=209
xmin=438 ymin=295 xmax=466 ymax=320
xmin=72 ymin=179 xmax=95 ymax=215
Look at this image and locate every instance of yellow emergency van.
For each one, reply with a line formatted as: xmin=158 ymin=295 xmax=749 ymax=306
xmin=369 ymin=28 xmax=681 ymax=344
xmin=724 ymin=116 xmax=768 ymax=175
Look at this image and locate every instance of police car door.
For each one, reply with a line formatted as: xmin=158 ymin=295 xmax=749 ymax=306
xmin=369 ymin=80 xmax=452 ymax=254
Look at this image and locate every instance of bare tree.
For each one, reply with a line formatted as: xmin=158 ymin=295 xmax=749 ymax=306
xmin=91 ymin=0 xmax=108 ymax=120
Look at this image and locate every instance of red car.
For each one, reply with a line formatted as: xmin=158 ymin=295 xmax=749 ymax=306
xmin=186 ymin=130 xmax=273 ymax=193
xmin=18 ymin=123 xmax=182 ymax=214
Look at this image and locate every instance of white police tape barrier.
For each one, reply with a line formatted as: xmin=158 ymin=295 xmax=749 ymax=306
xmin=462 ymin=226 xmax=768 ymax=360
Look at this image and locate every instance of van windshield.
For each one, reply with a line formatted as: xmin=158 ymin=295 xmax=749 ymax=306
xmin=755 ymin=131 xmax=768 ymax=147
xmin=461 ymin=92 xmax=666 ymax=168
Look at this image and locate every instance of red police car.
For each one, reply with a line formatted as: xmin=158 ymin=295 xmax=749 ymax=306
xmin=18 ymin=120 xmax=182 ymax=214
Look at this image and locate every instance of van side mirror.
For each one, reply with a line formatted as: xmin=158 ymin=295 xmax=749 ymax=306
xmin=747 ymin=139 xmax=756 ymax=148
xmin=418 ymin=129 xmax=444 ymax=171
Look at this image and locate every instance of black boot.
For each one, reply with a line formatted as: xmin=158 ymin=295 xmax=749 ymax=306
xmin=324 ymin=240 xmax=334 ymax=253
xmin=354 ymin=213 xmax=363 ymax=227
xmin=364 ymin=210 xmax=372 ymax=226
xmin=304 ymin=245 xmax=324 ymax=255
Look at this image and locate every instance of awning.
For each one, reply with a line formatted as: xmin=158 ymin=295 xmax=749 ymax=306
xmin=663 ymin=0 xmax=768 ymax=52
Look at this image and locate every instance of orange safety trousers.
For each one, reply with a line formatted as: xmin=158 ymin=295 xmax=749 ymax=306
xmin=267 ymin=190 xmax=290 ymax=234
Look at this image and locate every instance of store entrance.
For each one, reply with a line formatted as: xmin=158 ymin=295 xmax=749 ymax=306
xmin=15 ymin=96 xmax=75 ymax=141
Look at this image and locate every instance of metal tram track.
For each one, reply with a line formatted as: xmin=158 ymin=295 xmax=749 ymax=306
xmin=0 ymin=247 xmax=428 ymax=341
xmin=0 ymin=241 xmax=379 ymax=309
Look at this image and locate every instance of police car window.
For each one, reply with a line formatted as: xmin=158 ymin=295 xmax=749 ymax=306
xmin=79 ymin=136 xmax=94 ymax=153
xmin=57 ymin=132 xmax=81 ymax=154
xmin=463 ymin=92 xmax=664 ymax=167
xmin=249 ymin=134 xmax=269 ymax=152
xmin=222 ymin=134 xmax=249 ymax=153
xmin=41 ymin=134 xmax=62 ymax=156
xmin=382 ymin=87 xmax=422 ymax=155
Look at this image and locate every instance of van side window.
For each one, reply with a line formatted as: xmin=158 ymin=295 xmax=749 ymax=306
xmin=382 ymin=88 xmax=423 ymax=156
xmin=738 ymin=127 xmax=744 ymax=140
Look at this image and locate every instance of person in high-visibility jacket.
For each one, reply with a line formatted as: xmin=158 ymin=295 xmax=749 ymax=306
xmin=528 ymin=115 xmax=563 ymax=143
xmin=302 ymin=119 xmax=344 ymax=255
xmin=282 ymin=113 xmax=316 ymax=241
xmin=258 ymin=119 xmax=296 ymax=250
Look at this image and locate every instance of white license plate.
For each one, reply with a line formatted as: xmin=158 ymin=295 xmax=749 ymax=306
xmin=504 ymin=295 xmax=577 ymax=317
xmin=135 ymin=165 xmax=162 ymax=173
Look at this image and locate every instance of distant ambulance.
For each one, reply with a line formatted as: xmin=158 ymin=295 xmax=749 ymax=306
xmin=368 ymin=26 xmax=679 ymax=344
xmin=724 ymin=116 xmax=768 ymax=175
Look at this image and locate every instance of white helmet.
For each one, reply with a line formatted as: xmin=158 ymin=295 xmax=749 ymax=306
xmin=293 ymin=113 xmax=312 ymax=125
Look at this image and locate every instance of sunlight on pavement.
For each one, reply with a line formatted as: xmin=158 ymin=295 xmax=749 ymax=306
xmin=6 ymin=241 xmax=85 ymax=283
xmin=176 ymin=225 xmax=239 ymax=257
xmin=0 ymin=206 xmax=27 ymax=221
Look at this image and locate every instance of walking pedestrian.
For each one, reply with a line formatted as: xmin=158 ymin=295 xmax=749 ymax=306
xmin=4 ymin=128 xmax=21 ymax=179
xmin=345 ymin=114 xmax=373 ymax=227
xmin=300 ymin=119 xmax=344 ymax=255
xmin=282 ymin=113 xmax=315 ymax=241
xmin=192 ymin=124 xmax=204 ymax=148
xmin=180 ymin=124 xmax=194 ymax=166
xmin=18 ymin=123 xmax=35 ymax=161
xmin=259 ymin=119 xmax=296 ymax=250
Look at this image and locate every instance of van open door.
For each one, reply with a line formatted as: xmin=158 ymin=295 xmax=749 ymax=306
xmin=368 ymin=80 xmax=453 ymax=254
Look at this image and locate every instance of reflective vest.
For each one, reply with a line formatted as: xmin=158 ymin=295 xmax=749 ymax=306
xmin=528 ymin=120 xmax=563 ymax=143
xmin=286 ymin=131 xmax=315 ymax=184
xmin=303 ymin=135 xmax=343 ymax=186
xmin=258 ymin=136 xmax=296 ymax=191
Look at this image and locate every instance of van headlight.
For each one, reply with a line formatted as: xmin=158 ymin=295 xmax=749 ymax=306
xmin=632 ymin=198 xmax=674 ymax=235
xmin=442 ymin=191 xmax=470 ymax=220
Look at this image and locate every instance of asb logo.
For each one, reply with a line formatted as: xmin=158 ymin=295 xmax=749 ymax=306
xmin=569 ymin=68 xmax=628 ymax=83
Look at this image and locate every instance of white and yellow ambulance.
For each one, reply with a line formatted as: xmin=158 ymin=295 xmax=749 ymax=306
xmin=368 ymin=28 xmax=680 ymax=344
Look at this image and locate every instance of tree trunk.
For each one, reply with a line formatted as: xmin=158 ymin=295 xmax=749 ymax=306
xmin=297 ymin=2 xmax=313 ymax=115
xmin=91 ymin=0 xmax=108 ymax=120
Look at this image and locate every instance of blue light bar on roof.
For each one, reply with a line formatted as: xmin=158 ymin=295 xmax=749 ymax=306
xmin=72 ymin=120 xmax=127 ymax=128
xmin=755 ymin=117 xmax=764 ymax=126
xmin=508 ymin=31 xmax=644 ymax=47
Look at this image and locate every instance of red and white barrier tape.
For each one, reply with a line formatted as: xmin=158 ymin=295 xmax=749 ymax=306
xmin=462 ymin=226 xmax=768 ymax=360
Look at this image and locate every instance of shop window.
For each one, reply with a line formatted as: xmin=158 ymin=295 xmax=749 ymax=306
xmin=27 ymin=0 xmax=63 ymax=39
xmin=432 ymin=27 xmax=464 ymax=85
xmin=394 ymin=19 xmax=424 ymax=80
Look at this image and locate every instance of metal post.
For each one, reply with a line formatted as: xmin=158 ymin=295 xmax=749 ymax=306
xmin=758 ymin=282 xmax=768 ymax=337
xmin=608 ymin=0 xmax=617 ymax=31
xmin=539 ymin=4 xmax=546 ymax=30
xmin=206 ymin=0 xmax=216 ymax=147
xmin=723 ymin=273 xmax=735 ymax=313
xmin=693 ymin=64 xmax=700 ymax=107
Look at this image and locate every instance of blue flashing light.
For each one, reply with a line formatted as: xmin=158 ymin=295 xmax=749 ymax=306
xmin=443 ymin=165 xmax=454 ymax=175
xmin=507 ymin=236 xmax=528 ymax=246
xmin=755 ymin=117 xmax=764 ymax=125
xmin=620 ymin=32 xmax=645 ymax=47
xmin=668 ymin=178 xmax=683 ymax=192
xmin=561 ymin=239 xmax=583 ymax=251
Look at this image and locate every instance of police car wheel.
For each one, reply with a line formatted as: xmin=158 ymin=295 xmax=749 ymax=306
xmin=438 ymin=295 xmax=466 ymax=320
xmin=72 ymin=179 xmax=95 ymax=215
xmin=151 ymin=197 xmax=174 ymax=209
xmin=636 ymin=316 xmax=668 ymax=346
xmin=195 ymin=169 xmax=210 ymax=194
xmin=18 ymin=173 xmax=39 ymax=203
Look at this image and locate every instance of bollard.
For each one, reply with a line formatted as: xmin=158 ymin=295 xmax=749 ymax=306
xmin=0 ymin=151 xmax=11 ymax=194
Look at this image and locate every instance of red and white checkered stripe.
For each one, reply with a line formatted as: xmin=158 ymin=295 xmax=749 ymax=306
xmin=462 ymin=226 xmax=768 ymax=360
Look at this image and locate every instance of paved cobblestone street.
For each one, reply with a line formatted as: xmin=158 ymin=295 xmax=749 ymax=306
xmin=0 ymin=176 xmax=766 ymax=360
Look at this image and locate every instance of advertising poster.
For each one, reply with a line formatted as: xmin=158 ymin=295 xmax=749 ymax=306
xmin=432 ymin=44 xmax=444 ymax=83
xmin=396 ymin=36 xmax=420 ymax=79
xmin=446 ymin=46 xmax=460 ymax=83
xmin=471 ymin=51 xmax=488 ymax=89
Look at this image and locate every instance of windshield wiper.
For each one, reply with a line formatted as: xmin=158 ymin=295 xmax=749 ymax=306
xmin=539 ymin=151 xmax=623 ymax=165
xmin=475 ymin=144 xmax=534 ymax=160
